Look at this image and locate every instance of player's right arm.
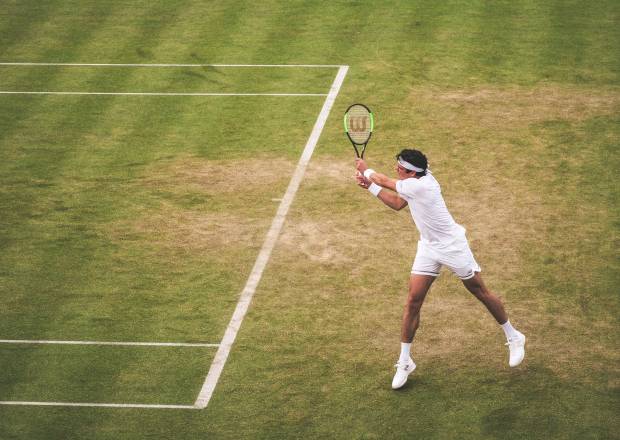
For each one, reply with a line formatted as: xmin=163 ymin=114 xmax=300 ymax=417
xmin=377 ymin=188 xmax=408 ymax=210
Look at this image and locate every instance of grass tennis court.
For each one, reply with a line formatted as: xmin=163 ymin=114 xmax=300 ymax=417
xmin=1 ymin=0 xmax=618 ymax=438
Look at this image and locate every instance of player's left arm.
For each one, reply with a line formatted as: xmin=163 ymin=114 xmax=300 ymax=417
xmin=355 ymin=159 xmax=397 ymax=191
xmin=356 ymin=173 xmax=407 ymax=210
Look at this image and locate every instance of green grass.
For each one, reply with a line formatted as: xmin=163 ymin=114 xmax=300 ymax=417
xmin=0 ymin=345 xmax=214 ymax=404
xmin=1 ymin=0 xmax=619 ymax=439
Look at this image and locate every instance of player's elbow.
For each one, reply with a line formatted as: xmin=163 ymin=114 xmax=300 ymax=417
xmin=390 ymin=201 xmax=407 ymax=211
xmin=395 ymin=200 xmax=408 ymax=211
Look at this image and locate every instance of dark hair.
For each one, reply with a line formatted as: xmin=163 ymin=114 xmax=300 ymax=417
xmin=396 ymin=149 xmax=428 ymax=176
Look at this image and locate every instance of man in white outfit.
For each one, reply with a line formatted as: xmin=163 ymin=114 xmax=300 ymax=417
xmin=355 ymin=149 xmax=525 ymax=389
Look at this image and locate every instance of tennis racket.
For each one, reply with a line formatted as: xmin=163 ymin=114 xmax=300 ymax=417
xmin=344 ymin=103 xmax=374 ymax=158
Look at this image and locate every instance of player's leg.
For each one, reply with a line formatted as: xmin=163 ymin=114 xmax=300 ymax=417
xmin=392 ymin=273 xmax=435 ymax=390
xmin=442 ymin=237 xmax=526 ymax=367
xmin=401 ymin=274 xmax=435 ymax=342
xmin=403 ymin=241 xmax=439 ymax=344
xmin=461 ymin=272 xmax=507 ymax=324
xmin=461 ymin=272 xmax=525 ymax=367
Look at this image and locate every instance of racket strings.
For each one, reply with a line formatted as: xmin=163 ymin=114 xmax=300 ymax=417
xmin=345 ymin=105 xmax=372 ymax=144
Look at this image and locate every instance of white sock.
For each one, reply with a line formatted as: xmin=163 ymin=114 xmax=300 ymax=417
xmin=501 ymin=320 xmax=519 ymax=340
xmin=399 ymin=342 xmax=412 ymax=362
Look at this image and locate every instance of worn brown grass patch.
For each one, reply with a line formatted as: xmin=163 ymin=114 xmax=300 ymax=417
xmin=278 ymin=219 xmax=354 ymax=265
xmin=414 ymin=85 xmax=619 ymax=129
xmin=305 ymin=157 xmax=356 ymax=183
xmin=140 ymin=154 xmax=296 ymax=195
xmin=104 ymin=155 xmax=296 ymax=253
xmin=109 ymin=201 xmax=268 ymax=251
xmin=280 ymin=156 xmax=415 ymax=269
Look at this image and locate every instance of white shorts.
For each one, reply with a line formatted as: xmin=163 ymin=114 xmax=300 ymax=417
xmin=412 ymin=237 xmax=481 ymax=280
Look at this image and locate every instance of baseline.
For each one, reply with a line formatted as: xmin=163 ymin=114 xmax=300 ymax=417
xmin=0 ymin=62 xmax=342 ymax=68
xmin=0 ymin=91 xmax=325 ymax=97
xmin=0 ymin=62 xmax=342 ymax=96
xmin=0 ymin=339 xmax=218 ymax=347
xmin=0 ymin=401 xmax=198 ymax=409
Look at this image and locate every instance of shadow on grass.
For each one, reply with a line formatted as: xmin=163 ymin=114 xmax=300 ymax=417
xmin=376 ymin=359 xmax=616 ymax=440
xmin=479 ymin=363 xmax=615 ymax=440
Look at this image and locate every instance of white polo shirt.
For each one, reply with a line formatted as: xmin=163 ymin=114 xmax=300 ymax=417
xmin=395 ymin=172 xmax=466 ymax=248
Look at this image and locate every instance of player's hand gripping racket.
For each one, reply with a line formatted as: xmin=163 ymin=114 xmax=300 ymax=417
xmin=344 ymin=103 xmax=374 ymax=158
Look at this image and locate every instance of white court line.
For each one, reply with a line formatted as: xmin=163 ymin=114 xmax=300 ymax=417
xmin=0 ymin=91 xmax=326 ymax=97
xmin=0 ymin=62 xmax=342 ymax=68
xmin=0 ymin=401 xmax=198 ymax=409
xmin=193 ymin=65 xmax=349 ymax=410
xmin=0 ymin=339 xmax=218 ymax=347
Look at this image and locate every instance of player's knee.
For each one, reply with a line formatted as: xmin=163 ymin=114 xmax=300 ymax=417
xmin=473 ymin=288 xmax=502 ymax=305
xmin=463 ymin=279 xmax=485 ymax=298
xmin=405 ymin=294 xmax=424 ymax=313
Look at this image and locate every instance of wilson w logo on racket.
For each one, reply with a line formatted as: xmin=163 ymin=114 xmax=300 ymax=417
xmin=344 ymin=103 xmax=374 ymax=158
xmin=349 ymin=116 xmax=368 ymax=132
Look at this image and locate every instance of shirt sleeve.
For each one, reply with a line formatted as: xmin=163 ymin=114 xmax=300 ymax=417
xmin=395 ymin=178 xmax=421 ymax=200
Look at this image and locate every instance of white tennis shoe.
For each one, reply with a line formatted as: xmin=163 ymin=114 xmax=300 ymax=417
xmin=506 ymin=331 xmax=526 ymax=367
xmin=392 ymin=356 xmax=416 ymax=389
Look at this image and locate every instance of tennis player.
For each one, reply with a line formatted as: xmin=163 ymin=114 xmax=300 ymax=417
xmin=355 ymin=149 xmax=526 ymax=390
